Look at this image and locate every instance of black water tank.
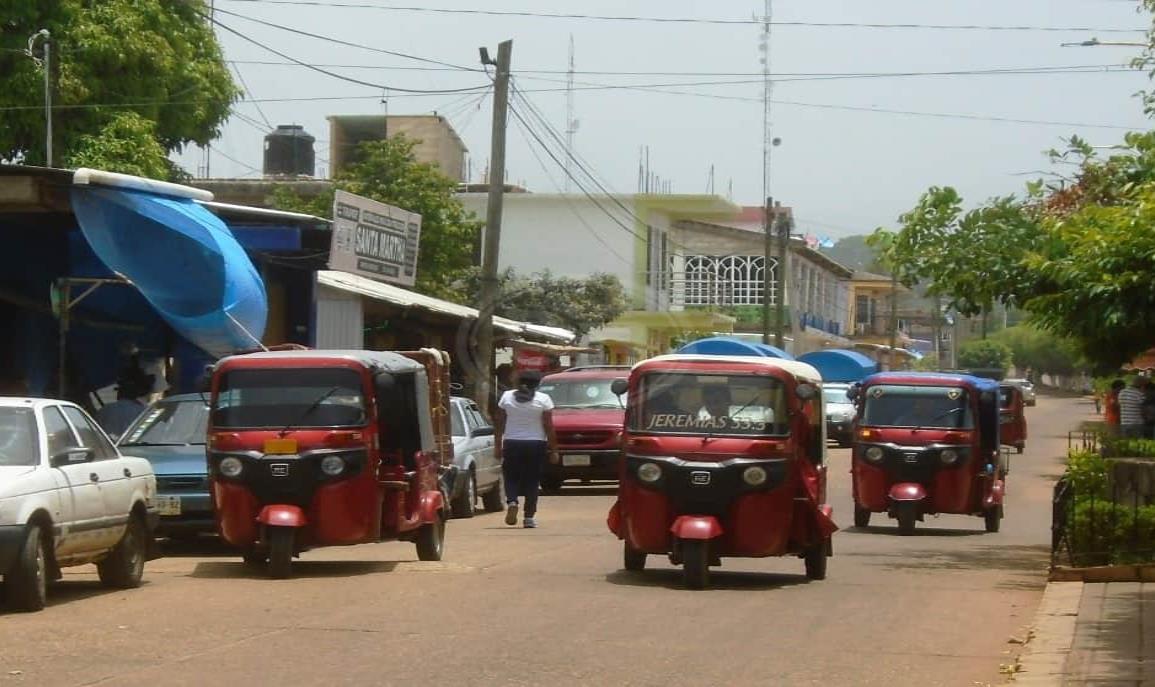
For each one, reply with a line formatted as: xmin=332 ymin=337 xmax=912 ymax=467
xmin=263 ymin=124 xmax=315 ymax=177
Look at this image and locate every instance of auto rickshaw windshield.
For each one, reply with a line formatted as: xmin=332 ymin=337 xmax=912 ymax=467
xmin=212 ymin=367 xmax=367 ymax=429
xmin=861 ymin=385 xmax=974 ymax=429
xmin=632 ymin=372 xmax=788 ymax=436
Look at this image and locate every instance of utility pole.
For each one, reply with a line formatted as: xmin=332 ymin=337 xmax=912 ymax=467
xmin=761 ymin=197 xmax=773 ymax=344
xmin=475 ymin=39 xmax=512 ymax=416
xmin=774 ymin=203 xmax=789 ymax=349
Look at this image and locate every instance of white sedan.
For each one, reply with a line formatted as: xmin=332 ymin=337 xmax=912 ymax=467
xmin=0 ymin=398 xmax=158 ymax=612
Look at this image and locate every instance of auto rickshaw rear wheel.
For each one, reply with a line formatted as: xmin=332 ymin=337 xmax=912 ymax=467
xmin=540 ymin=476 xmax=564 ymax=493
xmin=895 ymin=503 xmax=917 ymax=536
xmin=623 ymin=542 xmax=646 ymax=571
xmin=853 ymin=505 xmax=871 ymax=528
xmin=804 ymin=541 xmax=828 ymax=580
xmin=416 ymin=514 xmax=446 ymax=561
xmin=242 ymin=549 xmax=267 ymax=568
xmin=267 ymin=526 xmax=295 ymax=579
xmin=681 ymin=540 xmax=709 ymax=590
xmin=984 ymin=505 xmax=1002 ymax=533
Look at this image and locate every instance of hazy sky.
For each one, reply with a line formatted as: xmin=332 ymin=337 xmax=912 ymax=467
xmin=176 ymin=0 xmax=1154 ymax=239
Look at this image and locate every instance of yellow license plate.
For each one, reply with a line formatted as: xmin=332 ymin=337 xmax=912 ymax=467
xmin=263 ymin=438 xmax=298 ymax=454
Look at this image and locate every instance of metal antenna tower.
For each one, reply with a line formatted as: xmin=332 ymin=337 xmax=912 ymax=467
xmin=564 ymin=35 xmax=578 ymax=191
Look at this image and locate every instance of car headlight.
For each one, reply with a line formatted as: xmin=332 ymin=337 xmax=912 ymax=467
xmin=742 ymin=465 xmax=768 ymax=486
xmin=219 ymin=456 xmax=244 ymax=478
xmin=636 ymin=462 xmax=662 ymax=483
xmin=940 ymin=448 xmax=961 ymax=465
xmin=320 ymin=454 xmax=346 ymax=476
xmin=863 ymin=446 xmax=884 ymax=464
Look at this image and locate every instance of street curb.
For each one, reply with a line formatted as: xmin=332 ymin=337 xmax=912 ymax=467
xmin=1011 ymin=581 xmax=1083 ymax=684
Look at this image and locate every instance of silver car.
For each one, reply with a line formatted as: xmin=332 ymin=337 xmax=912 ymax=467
xmin=448 ymin=396 xmax=503 ymax=518
xmin=1003 ymin=378 xmax=1037 ymax=406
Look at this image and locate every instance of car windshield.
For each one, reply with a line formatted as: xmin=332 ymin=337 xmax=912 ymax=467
xmin=861 ymin=385 xmax=974 ymax=429
xmin=538 ymin=378 xmax=623 ymax=409
xmin=822 ymin=387 xmax=851 ymax=405
xmin=0 ymin=407 xmax=38 ymax=466
xmin=632 ymin=372 xmax=788 ymax=436
xmin=211 ymin=368 xmax=367 ymax=429
xmin=119 ymin=399 xmax=208 ymax=446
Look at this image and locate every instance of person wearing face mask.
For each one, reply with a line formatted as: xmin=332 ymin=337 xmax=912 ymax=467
xmin=495 ymin=370 xmax=559 ymax=528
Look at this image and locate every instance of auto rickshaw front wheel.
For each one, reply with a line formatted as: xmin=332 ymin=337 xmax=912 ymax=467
xmin=984 ymin=505 xmax=1002 ymax=533
xmin=416 ymin=514 xmax=446 ymax=561
xmin=853 ymin=505 xmax=871 ymax=528
xmin=267 ymin=526 xmax=295 ymax=579
xmin=623 ymin=542 xmax=646 ymax=571
xmin=895 ymin=503 xmax=917 ymax=536
xmin=681 ymin=540 xmax=710 ymax=590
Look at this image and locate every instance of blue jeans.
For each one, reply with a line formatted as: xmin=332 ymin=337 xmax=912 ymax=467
xmin=502 ymin=440 xmax=547 ymax=517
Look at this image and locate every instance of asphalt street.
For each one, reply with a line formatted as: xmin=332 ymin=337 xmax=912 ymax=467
xmin=0 ymin=394 xmax=1086 ymax=687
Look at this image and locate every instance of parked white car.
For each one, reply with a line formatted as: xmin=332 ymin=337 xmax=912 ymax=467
xmin=448 ymin=396 xmax=503 ymax=518
xmin=0 ymin=398 xmax=157 ymax=612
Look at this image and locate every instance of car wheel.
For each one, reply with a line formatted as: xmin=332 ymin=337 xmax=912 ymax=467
xmin=416 ymin=514 xmax=446 ymax=561
xmin=541 ymin=476 xmax=564 ymax=493
xmin=7 ymin=524 xmax=48 ymax=612
xmin=450 ymin=470 xmax=476 ymax=519
xmin=97 ymin=516 xmax=147 ymax=589
xmin=480 ymin=477 xmax=505 ymax=513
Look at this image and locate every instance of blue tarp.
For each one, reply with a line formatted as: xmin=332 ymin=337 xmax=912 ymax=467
xmin=70 ymin=186 xmax=267 ymax=359
xmin=676 ymin=336 xmax=795 ymax=360
xmin=797 ymin=349 xmax=879 ymax=383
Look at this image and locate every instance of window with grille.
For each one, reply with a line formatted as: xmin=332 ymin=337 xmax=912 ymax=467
xmin=680 ymin=255 xmax=774 ymax=306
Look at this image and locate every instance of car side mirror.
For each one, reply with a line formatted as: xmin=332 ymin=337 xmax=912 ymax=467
xmin=470 ymin=426 xmax=495 ymax=438
xmin=51 ymin=448 xmax=94 ymax=467
xmin=610 ymin=378 xmax=628 ymax=396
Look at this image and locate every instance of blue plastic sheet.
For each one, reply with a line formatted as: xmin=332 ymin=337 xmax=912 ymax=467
xmin=797 ymin=349 xmax=879 ymax=383
xmin=70 ymin=186 xmax=267 ymax=358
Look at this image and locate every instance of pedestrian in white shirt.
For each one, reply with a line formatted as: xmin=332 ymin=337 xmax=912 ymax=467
xmin=496 ymin=370 xmax=558 ymax=528
xmin=1118 ymin=377 xmax=1147 ymax=438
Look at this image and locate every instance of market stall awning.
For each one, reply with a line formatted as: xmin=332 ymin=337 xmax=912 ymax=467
xmin=316 ymin=270 xmax=575 ymax=345
xmin=69 ymin=169 xmax=267 ymax=358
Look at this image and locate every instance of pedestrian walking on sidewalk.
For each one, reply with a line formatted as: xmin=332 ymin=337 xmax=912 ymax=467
xmin=495 ymin=370 xmax=558 ymax=529
xmin=1118 ymin=376 xmax=1147 ymax=438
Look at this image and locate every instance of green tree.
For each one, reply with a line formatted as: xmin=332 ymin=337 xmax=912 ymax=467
xmin=957 ymin=339 xmax=1013 ymax=371
xmin=0 ymin=1 xmax=238 ymax=176
xmin=991 ymin=325 xmax=1085 ymax=378
xmin=272 ymin=136 xmax=483 ymax=301
xmin=462 ymin=269 xmax=627 ymax=337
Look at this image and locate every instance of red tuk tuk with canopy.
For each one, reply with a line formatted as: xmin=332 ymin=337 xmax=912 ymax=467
xmin=606 ymin=355 xmax=836 ymax=589
xmin=207 ymin=349 xmax=452 ymax=578
xmin=998 ymin=383 xmax=1028 ymax=454
xmin=849 ymin=372 xmax=1006 ymax=535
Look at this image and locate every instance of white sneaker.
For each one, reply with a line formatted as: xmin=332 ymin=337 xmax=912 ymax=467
xmin=505 ymin=503 xmax=519 ymax=526
xmin=523 ymin=517 xmax=537 ymax=529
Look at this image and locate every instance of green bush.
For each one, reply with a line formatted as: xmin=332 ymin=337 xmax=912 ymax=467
xmin=1067 ymin=450 xmax=1109 ymax=497
xmin=1103 ymin=438 xmax=1155 ymax=458
xmin=1068 ymin=499 xmax=1155 ymax=566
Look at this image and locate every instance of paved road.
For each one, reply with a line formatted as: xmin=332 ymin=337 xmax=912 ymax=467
xmin=0 ymin=395 xmax=1088 ymax=687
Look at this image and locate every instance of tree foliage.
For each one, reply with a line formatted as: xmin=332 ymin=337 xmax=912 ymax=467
xmin=0 ymin=0 xmax=238 ymax=175
xmin=957 ymin=339 xmax=1013 ymax=371
xmin=271 ymin=136 xmax=482 ymax=301
xmin=461 ymin=269 xmax=628 ymax=338
xmin=991 ymin=325 xmax=1085 ymax=378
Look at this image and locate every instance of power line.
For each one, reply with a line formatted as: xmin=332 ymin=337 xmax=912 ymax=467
xmin=216 ymin=0 xmax=1147 ymax=33
xmin=230 ymin=63 xmax=274 ymax=130
xmin=205 ymin=13 xmax=489 ymax=94
xmin=0 ymin=91 xmax=476 ymax=112
xmin=209 ymin=5 xmax=479 ymax=71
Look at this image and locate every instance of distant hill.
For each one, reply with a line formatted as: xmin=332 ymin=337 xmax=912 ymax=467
xmin=819 ymin=234 xmax=887 ymax=274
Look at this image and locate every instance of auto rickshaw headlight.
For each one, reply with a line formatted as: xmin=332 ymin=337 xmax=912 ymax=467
xmin=863 ymin=446 xmax=884 ymax=463
xmin=219 ymin=456 xmax=244 ymax=478
xmin=940 ymin=448 xmax=961 ymax=465
xmin=742 ymin=465 xmax=768 ymax=487
xmin=320 ymin=454 xmax=346 ymax=476
xmin=636 ymin=462 xmax=662 ymax=483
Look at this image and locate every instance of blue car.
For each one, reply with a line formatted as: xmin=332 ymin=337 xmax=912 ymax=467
xmin=117 ymin=394 xmax=213 ymax=538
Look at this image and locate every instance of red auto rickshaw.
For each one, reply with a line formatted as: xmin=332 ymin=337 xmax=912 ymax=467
xmin=606 ymin=355 xmax=836 ymax=589
xmin=207 ymin=349 xmax=453 ymax=578
xmin=849 ymin=372 xmax=1006 ymax=535
xmin=999 ymin=383 xmax=1028 ymax=454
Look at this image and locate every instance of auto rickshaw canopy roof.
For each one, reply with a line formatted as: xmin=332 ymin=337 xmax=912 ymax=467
xmin=637 ymin=354 xmax=822 ymax=385
xmin=216 ymin=349 xmax=426 ymax=375
xmin=860 ymin=370 xmax=1000 ymax=393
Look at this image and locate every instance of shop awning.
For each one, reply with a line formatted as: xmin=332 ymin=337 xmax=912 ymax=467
xmin=316 ymin=270 xmax=575 ymax=344
xmin=69 ymin=169 xmax=267 ymax=358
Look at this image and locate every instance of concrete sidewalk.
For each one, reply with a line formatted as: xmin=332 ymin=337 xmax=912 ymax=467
xmin=1016 ymin=581 xmax=1155 ymax=685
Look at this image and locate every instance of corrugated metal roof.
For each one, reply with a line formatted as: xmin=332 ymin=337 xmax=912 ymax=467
xmin=316 ymin=270 xmax=574 ymax=344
